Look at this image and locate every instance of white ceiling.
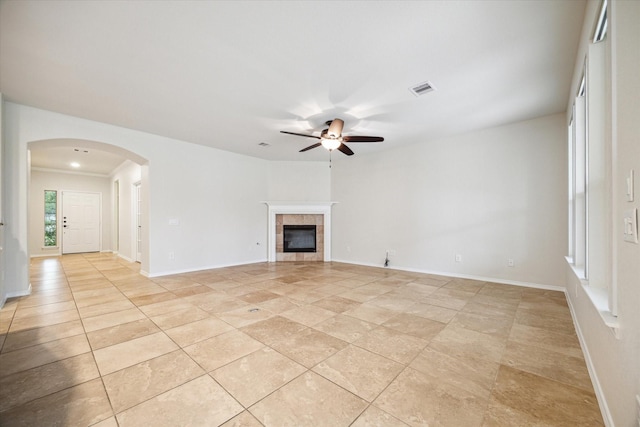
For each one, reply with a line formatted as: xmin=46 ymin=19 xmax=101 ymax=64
xmin=0 ymin=0 xmax=586 ymax=172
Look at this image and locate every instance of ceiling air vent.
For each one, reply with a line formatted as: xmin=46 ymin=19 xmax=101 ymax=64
xmin=258 ymin=142 xmax=270 ymax=147
xmin=409 ymin=81 xmax=436 ymax=97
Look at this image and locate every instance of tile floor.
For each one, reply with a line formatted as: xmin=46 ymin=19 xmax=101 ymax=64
xmin=0 ymin=253 xmax=604 ymax=426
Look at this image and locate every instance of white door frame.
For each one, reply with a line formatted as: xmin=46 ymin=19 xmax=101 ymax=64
xmin=133 ymin=182 xmax=142 ymax=263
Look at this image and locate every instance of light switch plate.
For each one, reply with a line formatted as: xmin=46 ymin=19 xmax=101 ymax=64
xmin=623 ymin=208 xmax=638 ymax=243
xmin=627 ymin=169 xmax=635 ymax=202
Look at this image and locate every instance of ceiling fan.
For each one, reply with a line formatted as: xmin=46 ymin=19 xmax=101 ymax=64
xmin=280 ymin=118 xmax=384 ymax=156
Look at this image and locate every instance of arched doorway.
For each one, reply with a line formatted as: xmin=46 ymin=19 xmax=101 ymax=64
xmin=28 ymin=139 xmax=149 ymax=269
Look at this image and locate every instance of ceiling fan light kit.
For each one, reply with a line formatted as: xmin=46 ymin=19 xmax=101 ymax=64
xmin=280 ymin=118 xmax=383 ymax=157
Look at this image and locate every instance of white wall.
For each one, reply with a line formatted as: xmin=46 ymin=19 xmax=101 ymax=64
xmin=267 ymin=161 xmax=331 ymax=201
xmin=29 ymin=169 xmax=112 ymax=257
xmin=565 ymin=1 xmax=640 ymax=426
xmin=3 ymin=103 xmax=271 ymax=293
xmin=331 ymin=113 xmax=568 ymax=288
xmin=110 ymin=160 xmax=141 ymax=262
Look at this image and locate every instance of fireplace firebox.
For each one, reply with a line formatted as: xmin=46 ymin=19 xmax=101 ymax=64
xmin=283 ymin=225 xmax=317 ymax=253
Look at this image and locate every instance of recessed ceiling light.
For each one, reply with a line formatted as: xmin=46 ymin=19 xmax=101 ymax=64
xmin=70 ymin=162 xmax=80 ymax=168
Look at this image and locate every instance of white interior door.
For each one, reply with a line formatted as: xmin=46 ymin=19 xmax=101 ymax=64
xmin=62 ymin=191 xmax=101 ymax=254
xmin=135 ymin=182 xmax=142 ymax=262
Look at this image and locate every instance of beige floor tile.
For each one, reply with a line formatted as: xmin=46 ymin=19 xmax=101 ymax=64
xmin=351 ymin=405 xmax=410 ymax=427
xmin=116 ymin=375 xmax=243 ymax=427
xmin=212 ymin=346 xmax=306 ymax=406
xmin=0 ymin=334 xmax=91 ymax=377
xmin=256 ymin=296 xmax=303 ymax=313
xmin=184 ymin=330 xmax=265 ymax=372
xmin=354 ymin=326 xmax=427 ymax=364
xmin=514 ymin=308 xmax=577 ymax=335
xmin=1 ymin=256 xmax=603 ymax=426
xmin=429 ymin=324 xmax=507 ymax=364
xmin=1 ymin=319 xmax=84 ymax=353
xmin=164 ymin=316 xmax=234 ymax=347
xmin=82 ymin=307 xmax=146 ymax=332
xmin=312 ymin=295 xmax=361 ymax=313
xmin=149 ymin=306 xmax=211 ymax=330
xmin=410 ymin=347 xmax=499 ymax=399
xmin=249 ymin=371 xmax=368 ymax=426
xmin=343 ymin=304 xmax=398 ymax=325
xmin=87 ymin=318 xmax=160 ymax=350
xmin=93 ymin=331 xmax=179 ymax=375
xmin=313 ymin=345 xmax=404 ymax=402
xmin=103 ymin=349 xmax=204 ymax=413
xmin=404 ymin=302 xmax=458 ymax=323
xmin=238 ymin=289 xmax=281 ymax=304
xmin=314 ymin=313 xmax=377 ymax=343
xmin=241 ymin=315 xmax=307 ymax=345
xmin=14 ymin=292 xmax=73 ymax=309
xmin=0 ymin=352 xmax=100 ymax=412
xmin=269 ymin=327 xmax=349 ymax=368
xmin=462 ymin=300 xmax=518 ymax=319
xmin=367 ymin=294 xmax=417 ymax=312
xmin=216 ymin=305 xmax=275 ymax=328
xmin=382 ymin=313 xmax=446 ymax=341
xmin=0 ymin=378 xmax=113 ymax=427
xmin=12 ymin=300 xmax=77 ymax=320
xmin=137 ymin=298 xmax=197 ymax=317
xmin=374 ymin=367 xmax=488 ymax=427
xmin=129 ymin=291 xmax=179 ymax=307
xmin=221 ymin=411 xmax=264 ymax=427
xmin=501 ymin=340 xmax=593 ymax=391
xmin=508 ymin=323 xmax=584 ymax=359
xmin=486 ymin=365 xmax=603 ymax=426
xmin=281 ymin=304 xmax=336 ymax=327
xmin=449 ymin=311 xmax=514 ymax=338
xmin=91 ymin=416 xmax=119 ymax=427
xmin=8 ymin=309 xmax=80 ymax=333
xmin=77 ymin=299 xmax=137 ymax=318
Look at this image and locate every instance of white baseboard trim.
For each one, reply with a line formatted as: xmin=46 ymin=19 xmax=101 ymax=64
xmin=116 ymin=253 xmax=135 ymax=263
xmin=565 ymin=295 xmax=614 ymax=427
xmin=330 ymin=259 xmax=566 ymax=292
xmin=30 ymin=252 xmax=61 ymax=258
xmin=146 ymin=258 xmax=268 ymax=278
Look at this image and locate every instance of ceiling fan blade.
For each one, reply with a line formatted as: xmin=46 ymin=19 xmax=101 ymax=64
xmin=281 ymin=131 xmax=321 ymax=140
xmin=342 ymin=135 xmax=384 ymax=143
xmin=337 ymin=143 xmax=354 ymax=156
xmin=299 ymin=142 xmax=322 ymax=152
xmin=327 ymin=118 xmax=344 ymax=138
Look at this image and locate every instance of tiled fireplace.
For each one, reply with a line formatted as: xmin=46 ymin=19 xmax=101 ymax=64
xmin=264 ymin=202 xmax=335 ymax=262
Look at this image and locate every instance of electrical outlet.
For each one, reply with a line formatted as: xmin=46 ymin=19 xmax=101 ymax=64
xmin=389 ymin=249 xmax=397 ymax=256
xmin=455 ymin=254 xmax=462 ymax=263
xmin=169 ymin=252 xmax=175 ymax=260
xmin=508 ymin=258 xmax=514 ymax=267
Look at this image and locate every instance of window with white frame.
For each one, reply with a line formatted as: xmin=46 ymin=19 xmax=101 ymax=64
xmin=567 ymin=0 xmax=615 ymax=316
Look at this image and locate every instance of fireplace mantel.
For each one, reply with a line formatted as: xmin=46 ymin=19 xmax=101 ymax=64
xmin=263 ymin=202 xmax=337 ymax=262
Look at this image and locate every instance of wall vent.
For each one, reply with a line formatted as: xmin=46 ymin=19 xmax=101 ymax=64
xmin=409 ymin=81 xmax=436 ymax=97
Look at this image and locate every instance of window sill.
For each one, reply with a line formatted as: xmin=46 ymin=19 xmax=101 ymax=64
xmin=565 ymin=256 xmax=620 ymax=337
xmin=41 ymin=246 xmax=59 ymax=250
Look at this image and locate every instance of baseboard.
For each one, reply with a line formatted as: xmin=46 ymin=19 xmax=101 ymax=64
xmin=330 ymin=259 xmax=566 ymax=292
xmin=116 ymin=253 xmax=135 ymax=263
xmin=30 ymin=252 xmax=61 ymax=258
xmin=146 ymin=258 xmax=268 ymax=278
xmin=565 ymin=295 xmax=614 ymax=427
